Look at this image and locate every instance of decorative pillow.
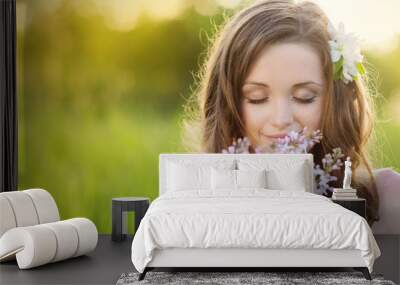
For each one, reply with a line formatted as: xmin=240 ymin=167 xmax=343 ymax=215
xmin=237 ymin=158 xmax=307 ymax=191
xmin=211 ymin=168 xmax=268 ymax=190
xmin=211 ymin=168 xmax=236 ymax=190
xmin=236 ymin=169 xmax=268 ymax=189
xmin=166 ymin=159 xmax=236 ymax=192
xmin=167 ymin=162 xmax=211 ymax=191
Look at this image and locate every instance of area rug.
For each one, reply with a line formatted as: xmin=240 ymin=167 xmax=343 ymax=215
xmin=116 ymin=271 xmax=396 ymax=285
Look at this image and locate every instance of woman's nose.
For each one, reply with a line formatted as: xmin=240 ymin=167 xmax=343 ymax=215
xmin=269 ymin=99 xmax=294 ymax=129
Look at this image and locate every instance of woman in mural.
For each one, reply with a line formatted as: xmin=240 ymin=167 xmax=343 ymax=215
xmin=183 ymin=0 xmax=379 ymax=225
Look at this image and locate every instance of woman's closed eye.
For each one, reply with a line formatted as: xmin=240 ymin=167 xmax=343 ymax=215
xmin=244 ymin=95 xmax=316 ymax=105
xmin=245 ymin=97 xmax=269 ymax=104
xmin=293 ymin=95 xmax=317 ymax=104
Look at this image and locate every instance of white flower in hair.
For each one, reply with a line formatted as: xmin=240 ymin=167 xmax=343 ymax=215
xmin=328 ymin=22 xmax=365 ymax=84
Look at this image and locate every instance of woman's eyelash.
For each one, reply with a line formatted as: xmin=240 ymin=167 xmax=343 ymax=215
xmin=294 ymin=96 xmax=316 ymax=104
xmin=245 ymin=95 xmax=317 ymax=104
xmin=247 ymin=98 xmax=268 ymax=104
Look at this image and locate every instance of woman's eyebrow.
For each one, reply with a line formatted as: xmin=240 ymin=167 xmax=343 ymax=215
xmin=292 ymin=81 xmax=324 ymax=88
xmin=242 ymin=81 xmax=269 ymax=88
xmin=243 ymin=81 xmax=324 ymax=89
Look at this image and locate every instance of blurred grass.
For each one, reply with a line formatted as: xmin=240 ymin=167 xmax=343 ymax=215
xmin=18 ymin=105 xmax=185 ymax=233
xmin=374 ymin=120 xmax=400 ymax=172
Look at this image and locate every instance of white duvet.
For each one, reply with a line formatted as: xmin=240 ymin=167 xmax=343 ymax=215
xmin=131 ymin=189 xmax=380 ymax=273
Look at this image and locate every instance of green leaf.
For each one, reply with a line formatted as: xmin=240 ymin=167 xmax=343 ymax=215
xmin=333 ymin=57 xmax=344 ymax=80
xmin=356 ymin=62 xmax=366 ymax=75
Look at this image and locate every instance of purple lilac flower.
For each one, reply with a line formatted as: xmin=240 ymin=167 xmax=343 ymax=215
xmin=270 ymin=127 xmax=323 ymax=154
xmin=221 ymin=129 xmax=344 ymax=196
xmin=222 ymin=137 xmax=251 ymax=154
xmin=313 ymin=148 xmax=344 ymax=195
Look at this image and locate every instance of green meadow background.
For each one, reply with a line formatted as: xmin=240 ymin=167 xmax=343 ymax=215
xmin=16 ymin=0 xmax=400 ymax=233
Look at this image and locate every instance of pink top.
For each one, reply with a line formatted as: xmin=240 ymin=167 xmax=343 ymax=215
xmin=372 ymin=168 xmax=400 ymax=234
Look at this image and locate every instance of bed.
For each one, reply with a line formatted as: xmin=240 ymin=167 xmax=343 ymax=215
xmin=131 ymin=154 xmax=381 ymax=281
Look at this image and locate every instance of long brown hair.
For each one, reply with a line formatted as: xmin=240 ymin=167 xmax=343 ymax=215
xmin=182 ymin=0 xmax=379 ymax=225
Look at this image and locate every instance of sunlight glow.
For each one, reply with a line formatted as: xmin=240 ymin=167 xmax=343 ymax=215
xmin=311 ymin=0 xmax=400 ymax=52
xmin=142 ymin=0 xmax=188 ymax=21
xmin=87 ymin=0 xmax=400 ymax=50
xmin=216 ymin=0 xmax=242 ymax=9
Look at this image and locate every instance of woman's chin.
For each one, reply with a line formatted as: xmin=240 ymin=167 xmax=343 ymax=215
xmin=255 ymin=140 xmax=274 ymax=153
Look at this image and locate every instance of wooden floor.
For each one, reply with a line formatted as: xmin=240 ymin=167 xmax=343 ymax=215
xmin=1 ymin=234 xmax=398 ymax=284
xmin=0 ymin=235 xmax=134 ymax=285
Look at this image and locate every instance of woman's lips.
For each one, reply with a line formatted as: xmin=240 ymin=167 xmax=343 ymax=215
xmin=259 ymin=133 xmax=288 ymax=145
xmin=262 ymin=133 xmax=288 ymax=140
xmin=267 ymin=134 xmax=288 ymax=139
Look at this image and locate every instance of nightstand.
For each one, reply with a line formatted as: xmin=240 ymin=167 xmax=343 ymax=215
xmin=112 ymin=197 xmax=150 ymax=242
xmin=331 ymin=198 xmax=366 ymax=219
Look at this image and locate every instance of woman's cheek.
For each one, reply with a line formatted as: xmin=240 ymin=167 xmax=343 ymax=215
xmin=242 ymin=104 xmax=270 ymax=144
xmin=242 ymin=104 xmax=256 ymax=137
xmin=293 ymin=101 xmax=323 ymax=131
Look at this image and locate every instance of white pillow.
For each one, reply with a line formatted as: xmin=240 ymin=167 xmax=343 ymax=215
xmin=211 ymin=168 xmax=268 ymax=190
xmin=237 ymin=159 xmax=307 ymax=191
xmin=166 ymin=159 xmax=236 ymax=192
xmin=167 ymin=162 xmax=210 ymax=191
xmin=236 ymin=169 xmax=268 ymax=189
xmin=268 ymin=161 xmax=307 ymax=191
xmin=211 ymin=168 xmax=236 ymax=190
